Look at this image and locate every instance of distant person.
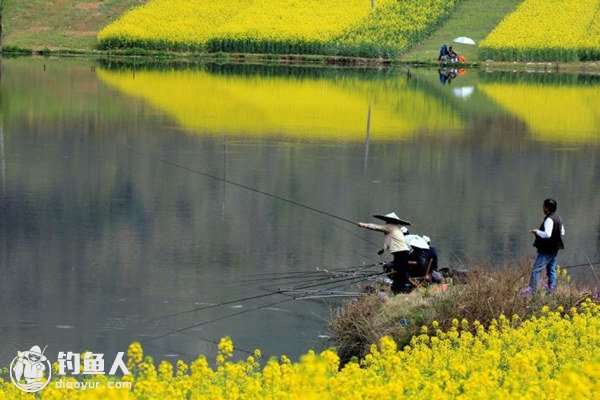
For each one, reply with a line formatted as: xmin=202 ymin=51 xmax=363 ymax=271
xmin=357 ymin=212 xmax=412 ymax=294
xmin=448 ymin=46 xmax=458 ymax=62
xmin=438 ymin=44 xmax=450 ymax=61
xmin=522 ymin=199 xmax=565 ymax=295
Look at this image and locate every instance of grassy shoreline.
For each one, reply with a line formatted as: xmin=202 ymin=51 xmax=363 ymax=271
xmin=3 ymin=47 xmax=600 ymax=75
xmin=329 ymin=260 xmax=598 ymax=362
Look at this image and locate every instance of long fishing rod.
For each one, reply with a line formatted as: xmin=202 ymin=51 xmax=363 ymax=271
xmin=561 ymin=260 xmax=600 ymax=270
xmin=149 ymin=271 xmax=384 ymax=341
xmin=257 ymin=266 xmax=385 ymax=291
xmin=150 ymin=262 xmax=383 ymax=322
xmin=242 ymin=272 xmax=340 ymax=285
xmin=131 ymin=149 xmax=371 ymax=231
xmin=247 ymin=261 xmax=383 ymax=277
xmin=241 ymin=262 xmax=383 ymax=283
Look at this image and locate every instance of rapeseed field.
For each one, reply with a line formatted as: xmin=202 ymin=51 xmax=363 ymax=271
xmin=98 ymin=0 xmax=461 ymax=57
xmin=479 ymin=0 xmax=600 ymax=61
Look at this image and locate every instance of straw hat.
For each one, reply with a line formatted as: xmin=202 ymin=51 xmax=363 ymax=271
xmin=373 ymin=212 xmax=411 ymax=226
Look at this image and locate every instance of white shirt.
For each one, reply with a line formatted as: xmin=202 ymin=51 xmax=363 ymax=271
xmin=361 ymin=223 xmax=409 ymax=253
xmin=535 ymin=218 xmax=565 ymax=238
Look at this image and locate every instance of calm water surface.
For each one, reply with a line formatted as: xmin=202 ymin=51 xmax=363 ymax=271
xmin=0 ymin=58 xmax=599 ymax=364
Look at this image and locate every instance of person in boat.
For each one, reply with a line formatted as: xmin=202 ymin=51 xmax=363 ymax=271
xmin=357 ymin=212 xmax=412 ymax=294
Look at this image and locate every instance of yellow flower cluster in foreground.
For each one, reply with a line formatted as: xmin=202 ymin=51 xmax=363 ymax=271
xmin=1 ymin=301 xmax=599 ymax=399
xmin=480 ymin=0 xmax=600 ymax=61
xmin=97 ymin=0 xmax=460 ymax=57
xmin=96 ymin=68 xmax=462 ymax=140
xmin=479 ymin=82 xmax=600 ymax=143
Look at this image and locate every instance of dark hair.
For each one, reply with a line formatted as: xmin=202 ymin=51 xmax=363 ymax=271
xmin=543 ymin=198 xmax=557 ymax=213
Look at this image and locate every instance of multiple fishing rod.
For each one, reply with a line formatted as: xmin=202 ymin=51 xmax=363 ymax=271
xmin=131 ymin=148 xmax=600 ymax=343
xmin=146 ymin=258 xmax=600 ymax=352
xmin=126 ymin=147 xmax=391 ymax=343
xmin=148 ymin=270 xmax=385 ymax=341
xmin=149 ymin=261 xmax=384 ymax=323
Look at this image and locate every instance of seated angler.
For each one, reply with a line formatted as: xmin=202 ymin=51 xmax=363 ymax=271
xmin=448 ymin=46 xmax=459 ymax=62
xmin=438 ymin=44 xmax=450 ymax=61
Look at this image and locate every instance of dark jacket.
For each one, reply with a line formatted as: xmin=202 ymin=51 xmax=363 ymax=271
xmin=533 ymin=213 xmax=564 ymax=254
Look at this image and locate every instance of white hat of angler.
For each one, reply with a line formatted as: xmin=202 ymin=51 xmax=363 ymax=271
xmin=405 ymin=234 xmax=430 ymax=250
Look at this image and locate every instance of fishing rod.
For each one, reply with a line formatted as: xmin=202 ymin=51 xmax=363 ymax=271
xmin=150 ymin=262 xmax=383 ymax=322
xmin=560 ymin=260 xmax=600 ymax=270
xmin=241 ymin=262 xmax=383 ymax=283
xmin=148 ymin=271 xmax=384 ymax=341
xmin=152 ymin=270 xmax=381 ymax=324
xmin=257 ymin=267 xmax=386 ymax=291
xmin=246 ymin=261 xmax=383 ymax=277
xmin=130 ymin=149 xmax=377 ymax=245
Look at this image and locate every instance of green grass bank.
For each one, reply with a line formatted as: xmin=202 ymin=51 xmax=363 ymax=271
xmin=401 ymin=0 xmax=522 ymax=62
xmin=2 ymin=0 xmax=139 ymax=50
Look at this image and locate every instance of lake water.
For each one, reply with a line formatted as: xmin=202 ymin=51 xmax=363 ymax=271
xmin=0 ymin=57 xmax=599 ymax=365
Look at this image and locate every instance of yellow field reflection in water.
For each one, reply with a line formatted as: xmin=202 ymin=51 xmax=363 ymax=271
xmin=479 ymin=83 xmax=600 ymax=143
xmin=97 ymin=68 xmax=462 ymax=141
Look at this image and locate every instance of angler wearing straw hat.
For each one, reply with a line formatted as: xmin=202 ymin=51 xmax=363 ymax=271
xmin=357 ymin=212 xmax=412 ymax=294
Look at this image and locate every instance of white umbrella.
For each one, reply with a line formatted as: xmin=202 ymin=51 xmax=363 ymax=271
xmin=453 ymin=37 xmax=476 ymax=45
xmin=453 ymin=86 xmax=474 ymax=99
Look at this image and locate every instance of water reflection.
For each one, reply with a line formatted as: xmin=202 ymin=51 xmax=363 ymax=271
xmin=97 ymin=64 xmax=463 ymax=140
xmin=0 ymin=58 xmax=599 ymax=367
xmin=479 ymin=74 xmax=600 ymax=143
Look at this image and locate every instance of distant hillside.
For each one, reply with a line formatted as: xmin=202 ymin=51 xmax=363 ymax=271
xmin=3 ymin=0 xmax=141 ymax=50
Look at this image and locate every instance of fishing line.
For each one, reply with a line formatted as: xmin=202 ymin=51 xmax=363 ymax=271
xmin=247 ymin=261 xmax=382 ymax=277
xmin=150 ymin=262 xmax=383 ymax=322
xmin=241 ymin=262 xmax=383 ymax=283
xmin=241 ymin=272 xmax=336 ymax=284
xmin=145 ymin=326 xmax=255 ymax=356
xmin=261 ymin=266 xmax=383 ymax=290
xmin=130 ymin=149 xmax=375 ymax=239
xmin=148 ymin=272 xmax=384 ymax=341
xmin=148 ymin=291 xmax=282 ymax=323
xmin=560 ymin=260 xmax=600 ymax=270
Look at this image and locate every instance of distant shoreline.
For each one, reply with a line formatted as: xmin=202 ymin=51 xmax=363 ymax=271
xmin=2 ymin=48 xmax=600 ymax=75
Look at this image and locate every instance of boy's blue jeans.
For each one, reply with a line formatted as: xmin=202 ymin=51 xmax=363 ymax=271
xmin=529 ymin=252 xmax=558 ymax=291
